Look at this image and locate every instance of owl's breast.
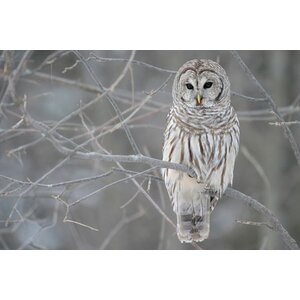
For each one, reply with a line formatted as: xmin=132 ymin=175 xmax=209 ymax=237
xmin=163 ymin=118 xmax=239 ymax=194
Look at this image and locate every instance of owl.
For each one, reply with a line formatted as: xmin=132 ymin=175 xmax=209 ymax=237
xmin=162 ymin=59 xmax=240 ymax=243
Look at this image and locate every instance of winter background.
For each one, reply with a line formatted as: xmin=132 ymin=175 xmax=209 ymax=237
xmin=0 ymin=50 xmax=299 ymax=250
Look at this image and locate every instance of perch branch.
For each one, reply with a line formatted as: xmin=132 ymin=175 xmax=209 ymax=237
xmin=36 ymin=126 xmax=298 ymax=250
xmin=45 ymin=134 xmax=298 ymax=249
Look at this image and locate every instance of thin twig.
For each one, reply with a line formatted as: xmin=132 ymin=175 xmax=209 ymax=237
xmin=236 ymin=219 xmax=274 ymax=230
xmin=231 ymin=91 xmax=266 ymax=102
xmin=0 ymin=51 xmax=33 ymax=107
xmin=120 ymin=181 xmax=145 ymax=209
xmin=32 ymin=50 xmax=69 ymax=73
xmin=63 ymin=219 xmax=99 ymax=232
xmin=73 ymin=50 xmax=141 ymax=154
xmin=69 ymin=167 xmax=157 ymax=207
xmin=99 ymin=207 xmax=145 ymax=249
xmin=269 ymin=120 xmax=300 ymax=126
xmin=231 ymin=50 xmax=300 ymax=166
xmin=225 ymin=188 xmax=299 ymax=250
xmin=88 ymin=53 xmax=177 ymax=74
xmin=0 ymin=171 xmax=113 ymax=188
xmin=241 ymin=146 xmax=271 ymax=191
xmin=9 ymin=51 xmax=143 ymax=156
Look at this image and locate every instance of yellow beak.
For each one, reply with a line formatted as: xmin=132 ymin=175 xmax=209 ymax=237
xmin=195 ymin=94 xmax=202 ymax=106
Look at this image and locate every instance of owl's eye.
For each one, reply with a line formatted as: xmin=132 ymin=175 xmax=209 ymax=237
xmin=186 ymin=83 xmax=194 ymax=90
xmin=204 ymin=82 xmax=213 ymax=89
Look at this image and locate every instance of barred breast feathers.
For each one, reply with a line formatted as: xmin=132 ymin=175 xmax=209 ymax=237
xmin=170 ymin=104 xmax=239 ymax=135
xmin=163 ymin=104 xmax=240 ymax=197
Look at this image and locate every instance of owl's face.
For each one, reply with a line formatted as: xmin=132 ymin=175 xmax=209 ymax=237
xmin=173 ymin=59 xmax=230 ymax=110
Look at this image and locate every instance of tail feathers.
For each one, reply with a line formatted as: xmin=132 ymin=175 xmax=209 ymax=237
xmin=177 ymin=197 xmax=211 ymax=243
xmin=176 ymin=211 xmax=210 ymax=243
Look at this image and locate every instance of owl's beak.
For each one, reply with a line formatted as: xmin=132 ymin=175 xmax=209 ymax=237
xmin=195 ymin=94 xmax=202 ymax=106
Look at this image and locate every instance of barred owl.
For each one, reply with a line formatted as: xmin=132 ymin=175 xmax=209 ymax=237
xmin=162 ymin=59 xmax=240 ymax=243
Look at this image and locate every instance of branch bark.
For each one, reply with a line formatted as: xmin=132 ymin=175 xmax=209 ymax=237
xmin=225 ymin=188 xmax=299 ymax=250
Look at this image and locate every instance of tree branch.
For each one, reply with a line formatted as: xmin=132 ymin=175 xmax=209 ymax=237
xmin=231 ymin=50 xmax=300 ymax=166
xmin=0 ymin=51 xmax=33 ymax=107
xmin=32 ymin=128 xmax=299 ymax=249
xmin=225 ymin=188 xmax=299 ymax=250
xmin=73 ymin=50 xmax=141 ymax=154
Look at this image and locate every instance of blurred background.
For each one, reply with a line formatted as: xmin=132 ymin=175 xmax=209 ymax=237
xmin=0 ymin=50 xmax=299 ymax=250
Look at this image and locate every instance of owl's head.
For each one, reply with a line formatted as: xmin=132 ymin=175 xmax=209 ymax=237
xmin=172 ymin=59 xmax=230 ymax=109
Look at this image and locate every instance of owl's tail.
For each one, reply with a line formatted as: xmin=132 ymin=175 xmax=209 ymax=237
xmin=176 ymin=195 xmax=210 ymax=243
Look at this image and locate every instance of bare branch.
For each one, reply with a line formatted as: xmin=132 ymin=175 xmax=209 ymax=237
xmin=1 ymin=50 xmax=298 ymax=250
xmin=40 ymin=125 xmax=296 ymax=250
xmin=0 ymin=171 xmax=113 ymax=188
xmin=269 ymin=120 xmax=300 ymax=126
xmin=225 ymin=188 xmax=299 ymax=250
xmin=231 ymin=50 xmax=300 ymax=166
xmin=238 ymin=105 xmax=300 ymax=121
xmin=231 ymin=91 xmax=267 ymax=102
xmin=32 ymin=50 xmax=70 ymax=73
xmin=73 ymin=50 xmax=141 ymax=154
xmin=236 ymin=219 xmax=274 ymax=230
xmin=88 ymin=53 xmax=177 ymax=74
xmin=63 ymin=218 xmax=99 ymax=232
xmin=0 ymin=51 xmax=33 ymax=107
xmin=99 ymin=207 xmax=145 ymax=249
xmin=69 ymin=167 xmax=158 ymax=207
xmin=31 ymin=138 xmax=296 ymax=249
xmin=120 ymin=180 xmax=146 ymax=209
xmin=241 ymin=146 xmax=271 ymax=191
